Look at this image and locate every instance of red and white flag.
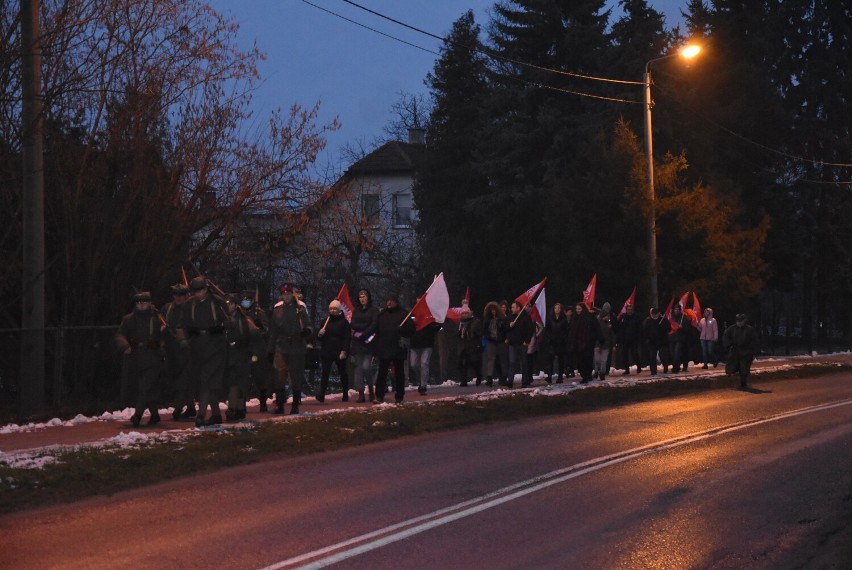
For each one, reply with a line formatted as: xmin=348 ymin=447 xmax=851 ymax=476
xmin=445 ymin=286 xmax=471 ymax=324
xmin=664 ymin=296 xmax=680 ymax=332
xmin=515 ymin=277 xmax=547 ymax=308
xmin=336 ymin=283 xmax=354 ymax=322
xmin=678 ymin=291 xmax=690 ymax=310
xmin=582 ymin=274 xmax=597 ymax=311
xmin=529 ymin=287 xmax=547 ymax=327
xmin=410 ymin=273 xmax=450 ymax=330
xmin=690 ymin=291 xmax=702 ymax=329
xmin=617 ymin=286 xmax=637 ymax=319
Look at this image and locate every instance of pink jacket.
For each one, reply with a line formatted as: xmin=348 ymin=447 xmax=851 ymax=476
xmin=699 ymin=316 xmax=718 ymax=341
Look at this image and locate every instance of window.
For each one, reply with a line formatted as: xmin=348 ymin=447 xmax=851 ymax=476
xmin=393 ymin=193 xmax=412 ymax=227
xmin=361 ymin=194 xmax=380 ymax=225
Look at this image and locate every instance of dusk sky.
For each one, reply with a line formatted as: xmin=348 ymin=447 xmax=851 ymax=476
xmin=209 ymin=0 xmax=688 ymax=169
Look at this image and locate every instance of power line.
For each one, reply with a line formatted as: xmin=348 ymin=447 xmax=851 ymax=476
xmin=656 ymin=83 xmax=852 ymax=174
xmin=341 ymin=0 xmax=644 ymax=86
xmin=300 ymin=0 xmax=640 ymax=104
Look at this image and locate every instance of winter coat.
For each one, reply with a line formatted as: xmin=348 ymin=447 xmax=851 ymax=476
xmin=543 ymin=315 xmax=569 ymax=353
xmin=616 ymin=311 xmax=643 ymax=346
xmin=505 ymin=311 xmax=534 ymax=346
xmin=597 ymin=316 xmax=616 ymax=350
xmin=457 ymin=316 xmax=483 ymax=356
xmin=643 ymin=315 xmax=671 ymax=347
xmin=568 ymin=309 xmax=600 ymax=352
xmin=350 ymin=302 xmax=379 ymax=355
xmin=318 ymin=312 xmax=351 ymax=359
xmin=699 ymin=316 xmax=719 ymax=341
xmin=375 ymin=304 xmax=408 ymax=360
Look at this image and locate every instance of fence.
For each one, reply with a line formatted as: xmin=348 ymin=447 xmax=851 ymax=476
xmin=1 ymin=325 xmax=123 ymax=414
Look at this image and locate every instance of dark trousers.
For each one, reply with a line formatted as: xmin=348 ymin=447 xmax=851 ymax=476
xmin=320 ymin=356 xmax=349 ymax=397
xmin=377 ymin=358 xmax=405 ymax=401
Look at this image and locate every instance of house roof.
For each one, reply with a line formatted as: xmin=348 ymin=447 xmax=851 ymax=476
xmin=345 ymin=141 xmax=426 ymax=177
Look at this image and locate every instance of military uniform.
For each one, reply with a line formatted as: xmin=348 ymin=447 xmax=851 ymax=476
xmin=240 ymin=291 xmax=275 ymax=412
xmin=224 ymin=295 xmax=261 ymax=421
xmin=267 ymin=283 xmax=313 ymax=414
xmin=115 ymin=291 xmax=165 ymax=427
xmin=178 ymin=276 xmax=228 ymax=426
xmin=161 ymin=283 xmax=195 ymax=420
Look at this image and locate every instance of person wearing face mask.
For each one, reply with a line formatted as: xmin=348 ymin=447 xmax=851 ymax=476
xmin=239 ymin=289 xmax=274 ymax=412
xmin=224 ymin=293 xmax=261 ymax=421
xmin=316 ymin=299 xmax=351 ymax=402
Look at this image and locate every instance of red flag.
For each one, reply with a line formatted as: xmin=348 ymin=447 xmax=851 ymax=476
xmin=410 ymin=273 xmax=450 ymax=330
xmin=617 ymin=286 xmax=637 ymax=319
xmin=690 ymin=292 xmax=702 ymax=329
xmin=582 ymin=274 xmax=597 ymax=310
xmin=515 ymin=277 xmax=547 ymax=308
xmin=665 ymin=296 xmax=681 ymax=333
xmin=445 ymin=287 xmax=472 ymax=323
xmin=679 ymin=291 xmax=690 ymax=310
xmin=337 ymin=283 xmax=354 ymax=323
xmin=529 ymin=287 xmax=547 ymax=326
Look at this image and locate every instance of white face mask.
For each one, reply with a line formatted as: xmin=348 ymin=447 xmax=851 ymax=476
xmin=240 ymin=299 xmax=252 ymax=309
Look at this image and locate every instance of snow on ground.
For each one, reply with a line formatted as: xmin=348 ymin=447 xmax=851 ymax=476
xmin=0 ymin=353 xmax=844 ymax=470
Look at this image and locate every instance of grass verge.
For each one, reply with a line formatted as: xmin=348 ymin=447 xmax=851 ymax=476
xmin=0 ymin=362 xmax=848 ymax=515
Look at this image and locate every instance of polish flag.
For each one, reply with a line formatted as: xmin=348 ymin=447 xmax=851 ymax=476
xmin=617 ymin=286 xmax=636 ymax=319
xmin=445 ymin=287 xmax=471 ymax=324
xmin=515 ymin=277 xmax=547 ymax=308
xmin=337 ymin=283 xmax=355 ymax=323
xmin=529 ymin=287 xmax=547 ymax=327
xmin=582 ymin=274 xmax=597 ymax=311
xmin=678 ymin=291 xmax=690 ymax=310
xmin=410 ymin=273 xmax=450 ymax=330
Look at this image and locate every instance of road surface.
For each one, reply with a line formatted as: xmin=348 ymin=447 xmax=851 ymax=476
xmin=2 ymin=371 xmax=852 ymax=569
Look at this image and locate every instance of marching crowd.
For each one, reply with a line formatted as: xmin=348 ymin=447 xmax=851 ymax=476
xmin=115 ymin=280 xmax=759 ymax=427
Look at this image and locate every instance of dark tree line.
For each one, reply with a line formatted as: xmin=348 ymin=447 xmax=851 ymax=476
xmin=413 ymin=0 xmax=850 ymax=349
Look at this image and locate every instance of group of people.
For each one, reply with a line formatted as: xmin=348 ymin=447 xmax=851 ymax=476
xmin=116 ymin=280 xmax=760 ymax=427
xmin=116 ymin=277 xmax=315 ymax=426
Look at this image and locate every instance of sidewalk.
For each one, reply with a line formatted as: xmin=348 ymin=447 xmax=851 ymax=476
xmin=2 ymin=352 xmax=849 ymax=458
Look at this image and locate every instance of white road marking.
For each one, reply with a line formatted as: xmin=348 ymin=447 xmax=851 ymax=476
xmin=260 ymin=397 xmax=852 ymax=569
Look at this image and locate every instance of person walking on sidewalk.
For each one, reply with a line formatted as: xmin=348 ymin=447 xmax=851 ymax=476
xmin=267 ymin=282 xmax=313 ymax=414
xmin=316 ymin=299 xmax=351 ymax=402
xmin=699 ymin=308 xmax=719 ymax=369
xmin=724 ymin=313 xmax=758 ymax=388
xmin=115 ymin=291 xmax=165 ymax=428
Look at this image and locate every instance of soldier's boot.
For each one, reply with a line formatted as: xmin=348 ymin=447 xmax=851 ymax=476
xmin=274 ymin=389 xmax=286 ymax=414
xmin=290 ymin=392 xmax=301 ymax=415
xmin=258 ymin=390 xmax=268 ymax=413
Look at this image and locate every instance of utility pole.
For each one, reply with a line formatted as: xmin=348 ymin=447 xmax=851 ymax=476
xmin=20 ymin=0 xmax=46 ymax=419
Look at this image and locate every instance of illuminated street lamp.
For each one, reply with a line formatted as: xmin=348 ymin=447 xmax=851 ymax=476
xmin=644 ymin=44 xmax=701 ymax=306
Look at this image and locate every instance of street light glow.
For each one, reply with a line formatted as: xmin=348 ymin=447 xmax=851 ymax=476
xmin=680 ymin=44 xmax=701 ymax=59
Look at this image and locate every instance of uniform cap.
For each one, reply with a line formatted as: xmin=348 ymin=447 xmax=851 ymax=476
xmin=133 ymin=291 xmax=152 ymax=302
xmin=279 ymin=283 xmax=294 ymax=293
xmin=189 ymin=276 xmax=207 ymax=291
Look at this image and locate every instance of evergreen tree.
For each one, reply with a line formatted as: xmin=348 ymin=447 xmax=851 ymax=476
xmin=414 ymin=11 xmax=492 ymax=296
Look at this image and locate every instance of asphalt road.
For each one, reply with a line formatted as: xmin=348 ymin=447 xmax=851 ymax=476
xmin=3 ymin=372 xmax=852 ymax=569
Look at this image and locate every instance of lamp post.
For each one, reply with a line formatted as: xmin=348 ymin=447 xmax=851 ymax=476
xmin=644 ymin=44 xmax=701 ymax=307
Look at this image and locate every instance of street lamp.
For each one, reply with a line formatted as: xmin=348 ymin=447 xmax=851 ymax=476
xmin=644 ymin=44 xmax=701 ymax=307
